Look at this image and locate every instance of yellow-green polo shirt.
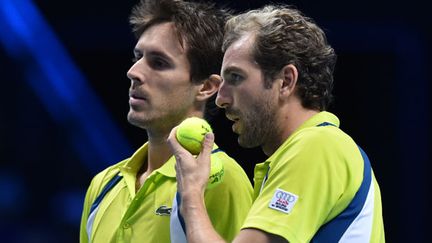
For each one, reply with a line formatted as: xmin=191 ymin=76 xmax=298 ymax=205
xmin=242 ymin=111 xmax=385 ymax=242
xmin=80 ymin=142 xmax=253 ymax=243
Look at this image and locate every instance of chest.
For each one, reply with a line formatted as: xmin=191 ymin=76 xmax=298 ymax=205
xmin=90 ymin=177 xmax=177 ymax=243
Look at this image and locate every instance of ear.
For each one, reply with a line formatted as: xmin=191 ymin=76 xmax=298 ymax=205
xmin=196 ymin=74 xmax=222 ymax=102
xmin=279 ymin=64 xmax=298 ymax=97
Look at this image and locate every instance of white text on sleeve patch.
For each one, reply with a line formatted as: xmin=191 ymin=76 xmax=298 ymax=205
xmin=268 ymin=188 xmax=298 ymax=214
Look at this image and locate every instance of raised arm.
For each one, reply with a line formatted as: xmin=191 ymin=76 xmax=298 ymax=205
xmin=167 ymin=129 xmax=225 ymax=243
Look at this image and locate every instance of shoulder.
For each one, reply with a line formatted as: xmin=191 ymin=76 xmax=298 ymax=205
xmin=211 ymin=150 xmax=251 ymax=185
xmin=295 ymin=124 xmax=353 ymax=146
xmin=206 ymin=149 xmax=253 ymax=196
xmin=279 ymin=125 xmax=360 ymax=161
xmin=85 ymin=158 xmax=129 ymax=199
xmin=269 ymin=125 xmax=364 ymax=182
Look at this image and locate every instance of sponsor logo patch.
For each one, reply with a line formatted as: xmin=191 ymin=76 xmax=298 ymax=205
xmin=269 ymin=188 xmax=298 ymax=214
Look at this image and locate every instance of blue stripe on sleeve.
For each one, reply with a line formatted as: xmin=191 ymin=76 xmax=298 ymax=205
xmin=311 ymin=147 xmax=372 ymax=242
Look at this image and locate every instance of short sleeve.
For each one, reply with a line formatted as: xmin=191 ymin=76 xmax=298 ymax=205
xmin=242 ymin=129 xmax=361 ymax=242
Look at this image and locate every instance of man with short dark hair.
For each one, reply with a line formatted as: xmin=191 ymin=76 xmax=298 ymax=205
xmin=80 ymin=1 xmax=253 ymax=242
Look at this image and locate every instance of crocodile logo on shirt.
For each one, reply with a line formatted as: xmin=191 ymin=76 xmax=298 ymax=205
xmin=155 ymin=205 xmax=172 ymax=216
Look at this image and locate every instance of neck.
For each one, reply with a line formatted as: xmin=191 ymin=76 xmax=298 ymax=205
xmin=135 ymin=130 xmax=172 ymax=191
xmin=138 ymin=111 xmax=204 ymax=178
xmin=147 ymin=134 xmax=172 ymax=170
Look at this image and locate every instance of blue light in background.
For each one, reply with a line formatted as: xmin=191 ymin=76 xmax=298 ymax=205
xmin=0 ymin=172 xmax=26 ymax=214
xmin=51 ymin=190 xmax=86 ymax=225
xmin=0 ymin=0 xmax=132 ymax=172
xmin=0 ymin=0 xmax=133 ymax=229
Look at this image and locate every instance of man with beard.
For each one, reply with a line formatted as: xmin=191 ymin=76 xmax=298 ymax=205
xmin=168 ymin=4 xmax=385 ymax=243
xmin=79 ymin=0 xmax=253 ymax=242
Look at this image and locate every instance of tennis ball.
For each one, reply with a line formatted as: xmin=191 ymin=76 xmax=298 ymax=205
xmin=176 ymin=117 xmax=224 ymax=189
xmin=176 ymin=117 xmax=212 ymax=155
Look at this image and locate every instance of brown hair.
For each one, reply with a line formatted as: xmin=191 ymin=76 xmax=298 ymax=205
xmin=130 ymin=0 xmax=231 ymax=84
xmin=223 ymin=5 xmax=337 ymax=111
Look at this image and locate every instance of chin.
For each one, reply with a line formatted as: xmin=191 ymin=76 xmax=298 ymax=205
xmin=127 ymin=112 xmax=150 ymax=129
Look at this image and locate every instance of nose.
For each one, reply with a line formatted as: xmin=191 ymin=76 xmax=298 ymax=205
xmin=215 ymin=82 xmax=232 ymax=108
xmin=127 ymin=61 xmax=143 ymax=87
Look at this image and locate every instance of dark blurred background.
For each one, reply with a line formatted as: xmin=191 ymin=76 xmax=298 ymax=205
xmin=0 ymin=0 xmax=430 ymax=242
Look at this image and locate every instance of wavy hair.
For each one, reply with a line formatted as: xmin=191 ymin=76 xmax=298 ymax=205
xmin=223 ymin=5 xmax=336 ymax=111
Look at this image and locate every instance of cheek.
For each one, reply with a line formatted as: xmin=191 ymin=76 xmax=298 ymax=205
xmin=157 ymin=71 xmax=191 ymax=91
xmin=235 ymin=88 xmax=259 ymax=107
xmin=154 ymin=82 xmax=196 ymax=108
xmin=245 ymin=90 xmax=276 ymax=114
xmin=152 ymin=83 xmax=184 ymax=101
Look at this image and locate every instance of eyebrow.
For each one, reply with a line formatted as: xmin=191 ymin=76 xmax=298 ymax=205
xmin=133 ymin=48 xmax=173 ymax=62
xmin=222 ymin=66 xmax=244 ymax=77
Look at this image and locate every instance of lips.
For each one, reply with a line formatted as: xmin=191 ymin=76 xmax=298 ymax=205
xmin=225 ymin=111 xmax=240 ymax=122
xmin=129 ymin=90 xmax=148 ymax=106
xmin=225 ymin=112 xmax=241 ymax=133
xmin=129 ymin=90 xmax=147 ymax=100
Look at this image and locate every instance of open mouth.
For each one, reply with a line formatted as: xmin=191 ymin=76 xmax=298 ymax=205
xmin=225 ymin=113 xmax=239 ymax=122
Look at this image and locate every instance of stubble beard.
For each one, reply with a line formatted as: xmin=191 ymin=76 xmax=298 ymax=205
xmin=237 ymin=98 xmax=277 ymax=149
xmin=127 ymin=104 xmax=191 ymax=134
xmin=127 ymin=108 xmax=150 ymax=130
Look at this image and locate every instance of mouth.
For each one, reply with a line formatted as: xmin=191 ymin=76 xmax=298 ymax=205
xmin=225 ymin=112 xmax=241 ymax=132
xmin=225 ymin=110 xmax=239 ymax=122
xmin=129 ymin=90 xmax=148 ymax=100
xmin=130 ymin=92 xmax=146 ymax=100
xmin=129 ymin=90 xmax=148 ymax=106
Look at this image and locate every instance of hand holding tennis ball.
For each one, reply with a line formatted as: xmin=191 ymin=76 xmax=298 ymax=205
xmin=176 ymin=117 xmax=224 ymax=189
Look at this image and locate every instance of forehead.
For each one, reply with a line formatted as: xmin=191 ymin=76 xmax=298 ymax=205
xmin=222 ymin=33 xmax=259 ymax=73
xmin=135 ymin=22 xmax=187 ymax=57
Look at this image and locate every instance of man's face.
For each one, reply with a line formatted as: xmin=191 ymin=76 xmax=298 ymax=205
xmin=127 ymin=22 xmax=200 ymax=133
xmin=216 ymin=34 xmax=279 ymax=149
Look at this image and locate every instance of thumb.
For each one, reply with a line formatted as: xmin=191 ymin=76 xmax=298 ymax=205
xmin=197 ymin=132 xmax=214 ymax=161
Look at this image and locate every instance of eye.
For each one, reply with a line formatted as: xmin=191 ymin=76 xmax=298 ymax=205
xmin=149 ymin=57 xmax=170 ymax=70
xmin=226 ymin=72 xmax=244 ymax=85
